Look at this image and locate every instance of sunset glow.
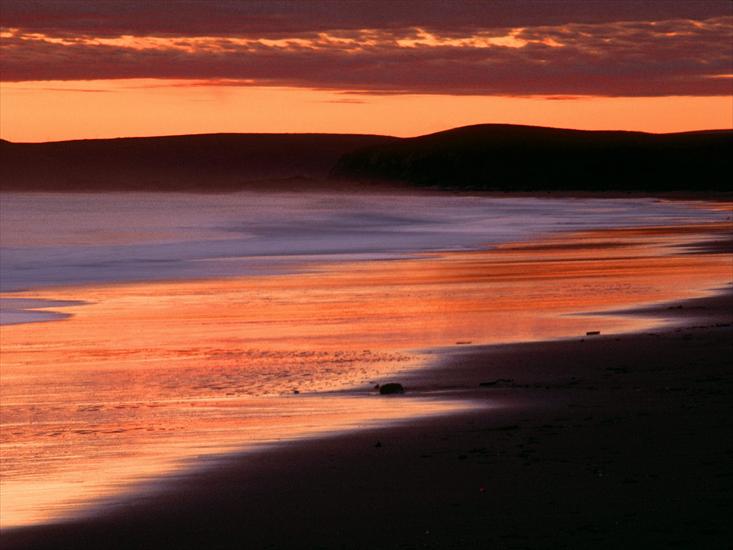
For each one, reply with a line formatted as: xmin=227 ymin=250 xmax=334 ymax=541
xmin=2 ymin=80 xmax=731 ymax=142
xmin=1 ymin=2 xmax=732 ymax=545
xmin=1 ymin=1 xmax=731 ymax=141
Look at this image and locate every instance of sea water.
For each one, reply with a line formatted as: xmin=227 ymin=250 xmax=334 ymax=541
xmin=0 ymin=191 xmax=729 ymax=528
xmin=0 ymin=191 xmax=720 ymax=297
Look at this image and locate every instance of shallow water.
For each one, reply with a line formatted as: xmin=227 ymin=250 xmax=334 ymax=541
xmin=0 ymin=192 xmax=730 ymax=528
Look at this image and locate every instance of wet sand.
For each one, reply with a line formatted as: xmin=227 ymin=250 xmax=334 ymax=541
xmin=4 ymin=290 xmax=732 ymax=547
xmin=4 ymin=289 xmax=732 ymax=549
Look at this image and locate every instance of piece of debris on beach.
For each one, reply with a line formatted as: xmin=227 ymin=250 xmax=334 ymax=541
xmin=479 ymin=378 xmax=514 ymax=387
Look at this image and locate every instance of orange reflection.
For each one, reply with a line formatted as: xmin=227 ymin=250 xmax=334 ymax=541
xmin=0 ymin=220 xmax=731 ymax=527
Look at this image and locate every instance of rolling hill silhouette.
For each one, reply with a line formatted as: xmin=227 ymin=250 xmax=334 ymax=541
xmin=0 ymin=133 xmax=396 ymax=192
xmin=2 ymin=125 xmax=730 ymax=192
xmin=332 ymin=124 xmax=732 ymax=192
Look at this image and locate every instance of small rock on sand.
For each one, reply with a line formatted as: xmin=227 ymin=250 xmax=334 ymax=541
xmin=379 ymin=383 xmax=405 ymax=395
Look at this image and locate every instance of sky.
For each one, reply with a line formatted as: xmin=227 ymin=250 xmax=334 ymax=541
xmin=1 ymin=0 xmax=731 ymax=142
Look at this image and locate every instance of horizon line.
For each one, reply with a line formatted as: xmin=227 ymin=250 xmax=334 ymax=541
xmin=4 ymin=123 xmax=732 ymax=145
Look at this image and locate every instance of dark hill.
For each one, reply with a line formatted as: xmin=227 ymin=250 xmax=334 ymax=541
xmin=0 ymin=133 xmax=397 ymax=192
xmin=2 ymin=126 xmax=731 ymax=192
xmin=330 ymin=124 xmax=733 ymax=192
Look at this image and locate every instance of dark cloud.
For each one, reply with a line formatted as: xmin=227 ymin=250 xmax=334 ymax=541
xmin=2 ymin=0 xmax=730 ymax=38
xmin=1 ymin=2 xmax=731 ymax=97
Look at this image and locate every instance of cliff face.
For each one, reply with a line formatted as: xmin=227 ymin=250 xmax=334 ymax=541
xmin=330 ymin=125 xmax=733 ymax=192
xmin=0 ymin=134 xmax=396 ymax=192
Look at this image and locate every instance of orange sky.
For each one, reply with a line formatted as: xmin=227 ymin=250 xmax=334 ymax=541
xmin=1 ymin=1 xmax=731 ymax=141
xmin=1 ymin=80 xmax=731 ymax=142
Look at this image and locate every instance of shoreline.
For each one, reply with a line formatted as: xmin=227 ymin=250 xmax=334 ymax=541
xmin=1 ymin=198 xmax=730 ymax=536
xmin=4 ymin=285 xmax=732 ymax=549
xmin=2 ymin=186 xmax=733 ymax=203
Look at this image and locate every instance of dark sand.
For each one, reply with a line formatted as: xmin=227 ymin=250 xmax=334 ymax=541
xmin=4 ymin=288 xmax=732 ymax=549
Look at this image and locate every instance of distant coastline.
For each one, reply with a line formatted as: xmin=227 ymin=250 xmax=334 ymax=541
xmin=2 ymin=124 xmax=731 ymax=193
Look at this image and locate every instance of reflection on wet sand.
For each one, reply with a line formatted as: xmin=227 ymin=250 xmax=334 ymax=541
xmin=1 ymin=220 xmax=731 ymax=528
